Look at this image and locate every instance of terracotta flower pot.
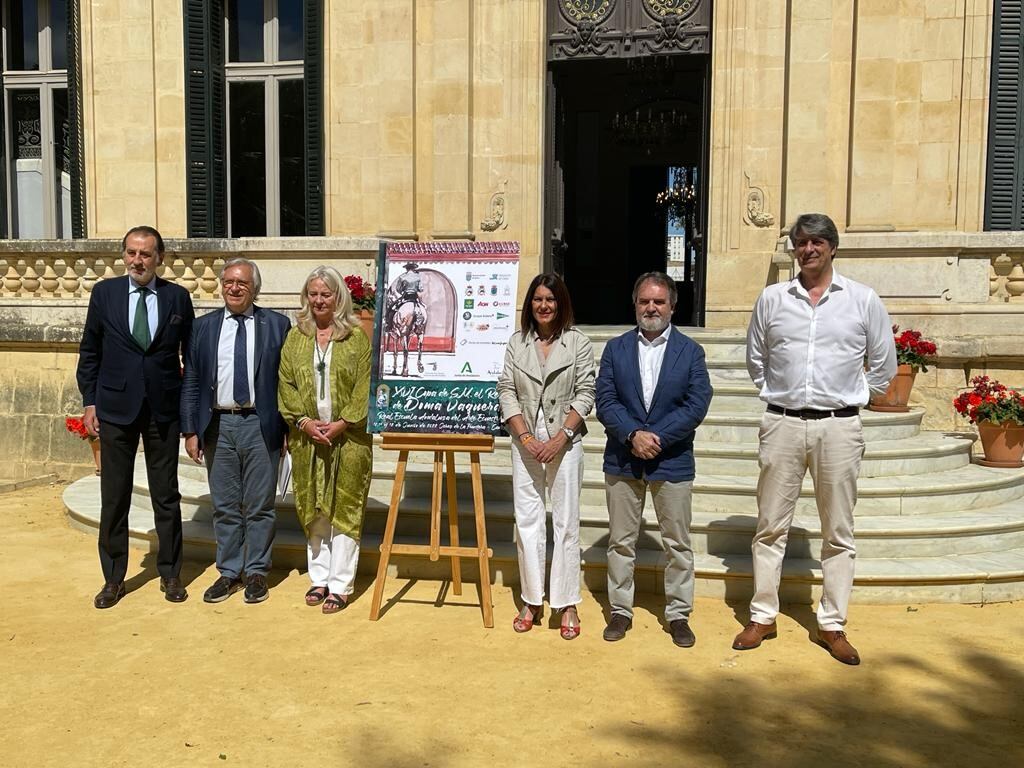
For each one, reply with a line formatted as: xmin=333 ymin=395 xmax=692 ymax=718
xmin=90 ymin=439 xmax=101 ymax=476
xmin=868 ymin=363 xmax=917 ymax=413
xmin=357 ymin=309 xmax=375 ymax=341
xmin=976 ymin=420 xmax=1024 ymax=468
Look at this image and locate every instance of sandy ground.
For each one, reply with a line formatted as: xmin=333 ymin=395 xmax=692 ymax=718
xmin=1 ymin=484 xmax=1022 ymax=768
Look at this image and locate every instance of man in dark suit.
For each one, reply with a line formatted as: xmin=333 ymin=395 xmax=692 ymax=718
xmin=180 ymin=258 xmax=291 ymax=604
xmin=596 ymin=271 xmax=713 ymax=646
xmin=77 ymin=226 xmax=195 ymax=608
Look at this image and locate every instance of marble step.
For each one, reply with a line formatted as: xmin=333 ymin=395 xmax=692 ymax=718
xmin=62 ymin=476 xmax=1024 ymax=604
xmin=362 ymin=461 xmax=1024 ymax=516
xmin=157 ymin=462 xmax=1024 ymax=558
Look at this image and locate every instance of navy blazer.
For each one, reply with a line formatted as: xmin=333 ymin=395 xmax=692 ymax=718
xmin=596 ymin=326 xmax=713 ymax=482
xmin=76 ymin=275 xmax=194 ymax=425
xmin=179 ymin=305 xmax=292 ymax=452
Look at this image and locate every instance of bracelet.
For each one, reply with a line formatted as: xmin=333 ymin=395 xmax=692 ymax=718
xmin=297 ymin=417 xmax=310 ymax=430
xmin=516 ymin=431 xmax=531 ymax=439
xmin=521 ymin=434 xmax=534 ymax=446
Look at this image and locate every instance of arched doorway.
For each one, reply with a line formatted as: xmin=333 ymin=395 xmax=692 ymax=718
xmin=544 ymin=1 xmax=711 ymax=326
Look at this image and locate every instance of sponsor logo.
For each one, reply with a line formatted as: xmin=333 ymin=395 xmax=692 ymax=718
xmin=463 ymin=299 xmax=474 ymax=309
xmin=475 ymin=323 xmax=490 ymax=331
xmin=460 ymin=362 xmax=473 ymax=374
xmin=476 ymin=301 xmax=489 ymax=307
xmin=493 ymin=301 xmax=510 ymax=307
xmin=496 ymin=312 xmax=509 ymax=320
xmin=478 ymin=285 xmax=486 ymax=295
xmin=490 ymin=285 xmax=498 ymax=295
xmin=465 ymin=286 xmax=473 ymax=296
xmin=462 ymin=311 xmax=472 ymax=320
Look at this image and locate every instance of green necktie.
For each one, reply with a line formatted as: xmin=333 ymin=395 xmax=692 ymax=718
xmin=132 ymin=287 xmax=151 ymax=350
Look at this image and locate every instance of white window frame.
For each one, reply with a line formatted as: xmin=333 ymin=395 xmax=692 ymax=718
xmin=225 ymin=0 xmax=303 ymax=237
xmin=2 ymin=0 xmax=69 ymax=238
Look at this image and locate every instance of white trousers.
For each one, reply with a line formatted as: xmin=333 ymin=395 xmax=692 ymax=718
xmin=307 ymin=516 xmax=360 ymax=596
xmin=510 ymin=420 xmax=584 ymax=610
xmin=750 ymin=412 xmax=864 ymax=631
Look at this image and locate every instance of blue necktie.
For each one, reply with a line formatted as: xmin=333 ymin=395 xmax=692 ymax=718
xmin=232 ymin=315 xmax=250 ymax=406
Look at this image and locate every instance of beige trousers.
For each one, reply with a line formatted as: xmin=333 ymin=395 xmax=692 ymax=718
xmin=750 ymin=412 xmax=865 ymax=631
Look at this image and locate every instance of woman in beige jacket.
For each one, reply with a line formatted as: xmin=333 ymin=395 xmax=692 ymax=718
xmin=496 ymin=273 xmax=595 ymax=639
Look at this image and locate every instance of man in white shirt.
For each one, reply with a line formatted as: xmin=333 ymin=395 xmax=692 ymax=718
xmin=180 ymin=259 xmax=291 ymax=604
xmin=596 ymin=272 xmax=713 ymax=646
xmin=736 ymin=213 xmax=896 ymax=665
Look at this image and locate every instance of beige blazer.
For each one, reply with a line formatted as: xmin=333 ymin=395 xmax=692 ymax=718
xmin=496 ymin=326 xmax=596 ymax=441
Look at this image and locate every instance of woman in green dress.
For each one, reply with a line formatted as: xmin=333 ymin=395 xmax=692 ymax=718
xmin=278 ymin=266 xmax=373 ymax=614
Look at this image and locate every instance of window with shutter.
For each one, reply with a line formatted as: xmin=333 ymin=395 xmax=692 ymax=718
xmin=186 ymin=0 xmax=322 ymax=237
xmin=985 ymin=1 xmax=1024 ymax=231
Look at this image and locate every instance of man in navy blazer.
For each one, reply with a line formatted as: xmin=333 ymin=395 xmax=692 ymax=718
xmin=596 ymin=272 xmax=713 ymax=646
xmin=77 ymin=226 xmax=195 ymax=608
xmin=180 ymin=258 xmax=291 ymax=604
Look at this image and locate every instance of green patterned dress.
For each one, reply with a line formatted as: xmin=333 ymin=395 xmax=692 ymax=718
xmin=277 ymin=326 xmax=373 ymax=540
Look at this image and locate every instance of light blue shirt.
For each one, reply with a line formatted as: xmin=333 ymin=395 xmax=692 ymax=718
xmin=127 ymin=276 xmax=159 ymax=340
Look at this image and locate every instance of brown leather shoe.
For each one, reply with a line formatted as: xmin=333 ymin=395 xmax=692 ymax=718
xmin=602 ymin=614 xmax=632 ymax=642
xmin=669 ymin=619 xmax=696 ymax=648
xmin=818 ymin=630 xmax=861 ymax=665
xmin=160 ymin=577 xmax=188 ymax=603
xmin=94 ymin=582 xmax=125 ymax=609
xmin=732 ymin=620 xmax=778 ymax=650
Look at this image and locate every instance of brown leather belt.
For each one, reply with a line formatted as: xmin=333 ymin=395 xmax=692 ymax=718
xmin=767 ymin=404 xmax=859 ymax=420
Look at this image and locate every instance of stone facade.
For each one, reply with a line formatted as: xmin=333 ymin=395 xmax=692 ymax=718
xmin=1 ymin=1 xmax=1022 ymax=479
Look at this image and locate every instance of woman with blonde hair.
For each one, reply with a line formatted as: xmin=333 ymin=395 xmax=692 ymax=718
xmin=278 ymin=266 xmax=373 ymax=614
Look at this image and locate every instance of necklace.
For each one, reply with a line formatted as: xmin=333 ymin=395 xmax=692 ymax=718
xmin=314 ymin=335 xmax=329 ymax=399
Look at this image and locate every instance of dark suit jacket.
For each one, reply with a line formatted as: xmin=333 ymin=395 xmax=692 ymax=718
xmin=180 ymin=305 xmax=292 ymax=452
xmin=76 ymin=275 xmax=194 ymax=425
xmin=596 ymin=326 xmax=713 ymax=482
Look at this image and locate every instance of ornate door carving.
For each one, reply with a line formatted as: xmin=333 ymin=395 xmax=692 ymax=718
xmin=546 ymin=0 xmax=710 ymax=62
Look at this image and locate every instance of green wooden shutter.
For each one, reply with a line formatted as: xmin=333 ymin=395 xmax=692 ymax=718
xmin=184 ymin=0 xmax=227 ymax=237
xmin=986 ymin=1 xmax=1024 ymax=230
xmin=68 ymin=0 xmax=87 ymax=238
xmin=304 ymin=0 xmax=324 ymax=236
xmin=0 ymin=61 xmax=6 ymax=239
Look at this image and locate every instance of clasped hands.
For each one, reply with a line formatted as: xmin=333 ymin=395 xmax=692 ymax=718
xmin=524 ymin=430 xmax=569 ymax=464
xmin=300 ymin=418 xmax=348 ymax=447
xmin=629 ymin=430 xmax=661 ymax=460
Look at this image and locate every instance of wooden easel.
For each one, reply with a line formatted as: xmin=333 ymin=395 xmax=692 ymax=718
xmin=368 ymin=432 xmax=495 ymax=627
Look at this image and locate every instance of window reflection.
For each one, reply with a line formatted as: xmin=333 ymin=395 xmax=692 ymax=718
xmin=229 ymin=81 xmax=267 ymax=236
xmin=228 ymin=0 xmax=264 ymax=63
xmin=53 ymin=88 xmax=71 ymax=237
xmin=7 ymin=0 xmax=40 ymax=71
xmin=278 ymin=0 xmax=303 ymax=61
xmin=50 ymin=0 xmax=68 ymax=69
xmin=11 ymin=91 xmax=43 ymax=237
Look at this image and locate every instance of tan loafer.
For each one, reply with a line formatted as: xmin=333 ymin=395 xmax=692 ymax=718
xmin=732 ymin=621 xmax=778 ymax=650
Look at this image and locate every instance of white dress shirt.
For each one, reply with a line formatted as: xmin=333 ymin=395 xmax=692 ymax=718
xmin=127 ymin=275 xmax=158 ymax=339
xmin=216 ymin=307 xmax=256 ymax=408
xmin=637 ymin=324 xmax=671 ymax=411
xmin=315 ymin=340 xmax=334 ymax=422
xmin=746 ymin=271 xmax=896 ymax=409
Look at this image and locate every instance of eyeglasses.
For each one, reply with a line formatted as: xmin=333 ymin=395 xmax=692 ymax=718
xmin=222 ymin=280 xmax=253 ymax=289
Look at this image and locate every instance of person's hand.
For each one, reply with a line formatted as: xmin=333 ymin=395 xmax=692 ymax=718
xmin=629 ymin=430 xmax=661 ymax=460
xmin=535 ymin=430 xmax=568 ymax=463
xmin=524 ymin=437 xmax=547 ymax=462
xmin=184 ymin=434 xmax=203 ymax=464
xmin=83 ymin=405 xmax=99 ymax=438
xmin=303 ymin=419 xmax=332 ymax=446
xmin=322 ymin=419 xmax=349 ymax=444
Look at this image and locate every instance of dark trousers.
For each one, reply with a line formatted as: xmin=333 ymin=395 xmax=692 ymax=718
xmin=97 ymin=401 xmax=183 ymax=583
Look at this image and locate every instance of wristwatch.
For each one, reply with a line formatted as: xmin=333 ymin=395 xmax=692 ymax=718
xmin=561 ymin=425 xmax=575 ymax=440
xmin=626 ymin=430 xmax=638 ymax=446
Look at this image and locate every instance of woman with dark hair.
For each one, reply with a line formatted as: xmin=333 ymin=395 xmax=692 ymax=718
xmin=278 ymin=266 xmax=373 ymax=614
xmin=496 ymin=273 xmax=595 ymax=639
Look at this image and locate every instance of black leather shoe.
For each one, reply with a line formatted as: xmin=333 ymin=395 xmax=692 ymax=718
xmin=244 ymin=574 xmax=269 ymax=604
xmin=94 ymin=582 xmax=125 ymax=609
xmin=603 ymin=614 xmax=632 ymax=642
xmin=160 ymin=577 xmax=188 ymax=603
xmin=669 ymin=619 xmax=696 ymax=648
xmin=203 ymin=576 xmax=243 ymax=603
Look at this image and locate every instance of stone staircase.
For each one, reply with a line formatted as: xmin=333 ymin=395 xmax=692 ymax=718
xmin=63 ymin=326 xmax=1024 ymax=604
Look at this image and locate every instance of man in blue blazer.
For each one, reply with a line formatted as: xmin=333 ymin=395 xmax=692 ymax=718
xmin=180 ymin=258 xmax=291 ymax=604
xmin=77 ymin=226 xmax=195 ymax=608
xmin=596 ymin=272 xmax=713 ymax=647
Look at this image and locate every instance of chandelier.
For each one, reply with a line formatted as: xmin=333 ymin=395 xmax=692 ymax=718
xmin=612 ymin=107 xmax=688 ymax=146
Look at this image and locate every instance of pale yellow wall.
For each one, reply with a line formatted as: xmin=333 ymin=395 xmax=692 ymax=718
xmin=79 ymin=1 xmax=188 ymax=238
xmin=705 ymin=0 xmax=994 ymax=327
xmin=323 ymin=0 xmax=544 ymax=288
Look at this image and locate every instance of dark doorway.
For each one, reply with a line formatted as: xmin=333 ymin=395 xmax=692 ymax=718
xmin=546 ymin=55 xmax=709 ymax=326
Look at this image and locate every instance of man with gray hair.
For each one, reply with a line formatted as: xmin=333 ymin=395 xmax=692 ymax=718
xmin=181 ymin=258 xmax=291 ymax=604
xmin=596 ymin=271 xmax=713 ymax=646
xmin=736 ymin=213 xmax=896 ymax=664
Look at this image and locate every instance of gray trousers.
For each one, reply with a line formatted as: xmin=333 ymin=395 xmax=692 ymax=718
xmin=606 ymin=474 xmax=694 ymax=622
xmin=204 ymin=413 xmax=279 ymax=578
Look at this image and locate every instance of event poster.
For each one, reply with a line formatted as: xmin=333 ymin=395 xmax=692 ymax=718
xmin=368 ymin=241 xmax=520 ymax=435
